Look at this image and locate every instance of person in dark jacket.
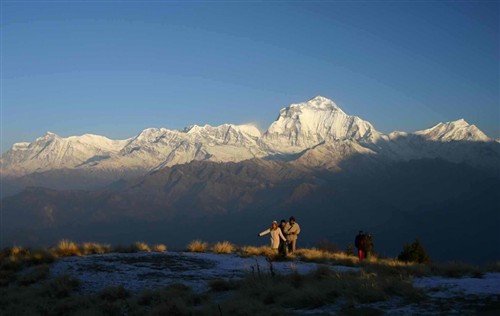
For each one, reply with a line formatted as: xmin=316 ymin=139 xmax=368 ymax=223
xmin=355 ymin=231 xmax=366 ymax=262
xmin=278 ymin=219 xmax=288 ymax=257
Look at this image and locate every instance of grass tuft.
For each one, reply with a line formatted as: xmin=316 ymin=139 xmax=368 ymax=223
xmin=240 ymin=246 xmax=276 ymax=257
xmin=186 ymin=240 xmax=208 ymax=253
xmin=431 ymin=261 xmax=484 ymax=278
xmin=52 ymin=239 xmax=81 ymax=257
xmin=212 ymin=241 xmax=236 ymax=254
xmin=81 ymin=242 xmax=112 ymax=255
xmin=133 ymin=242 xmax=151 ymax=252
xmin=152 ymin=244 xmax=168 ymax=252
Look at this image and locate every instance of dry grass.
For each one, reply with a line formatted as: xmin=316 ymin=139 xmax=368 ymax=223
xmin=1 ymin=242 xmax=497 ymax=316
xmin=485 ymin=261 xmax=500 ymax=272
xmin=133 ymin=242 xmax=151 ymax=252
xmin=231 ymin=264 xmax=426 ymax=312
xmin=186 ymin=240 xmax=208 ymax=252
xmin=52 ymin=239 xmax=81 ymax=257
xmin=25 ymin=249 xmax=56 ymax=265
xmin=17 ymin=265 xmax=50 ymax=286
xmin=431 ymin=261 xmax=484 ymax=278
xmin=152 ymin=244 xmax=168 ymax=252
xmin=81 ymin=242 xmax=112 ymax=255
xmin=239 ymin=246 xmax=277 ymax=257
xmin=212 ymin=241 xmax=236 ymax=254
xmin=295 ymin=248 xmax=359 ymax=266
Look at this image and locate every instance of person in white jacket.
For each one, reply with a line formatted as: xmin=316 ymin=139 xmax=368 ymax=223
xmin=258 ymin=220 xmax=287 ymax=250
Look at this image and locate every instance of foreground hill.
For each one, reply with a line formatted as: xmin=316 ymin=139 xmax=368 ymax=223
xmin=2 ymin=244 xmax=499 ymax=315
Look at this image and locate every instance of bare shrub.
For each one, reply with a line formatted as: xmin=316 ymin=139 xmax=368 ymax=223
xmin=186 ymin=240 xmax=208 ymax=253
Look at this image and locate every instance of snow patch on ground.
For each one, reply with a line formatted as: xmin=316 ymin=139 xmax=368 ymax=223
xmin=414 ymin=273 xmax=500 ymax=297
xmin=50 ymin=251 xmax=358 ymax=294
xmin=50 ymin=252 xmax=500 ymax=314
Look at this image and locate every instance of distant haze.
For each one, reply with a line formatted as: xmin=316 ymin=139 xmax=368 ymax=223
xmin=2 ymin=1 xmax=499 ymax=153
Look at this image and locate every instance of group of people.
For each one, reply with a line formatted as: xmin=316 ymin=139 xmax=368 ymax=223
xmin=257 ymin=219 xmax=374 ymax=261
xmin=355 ymin=230 xmax=374 ymax=262
xmin=258 ymin=216 xmax=301 ymax=256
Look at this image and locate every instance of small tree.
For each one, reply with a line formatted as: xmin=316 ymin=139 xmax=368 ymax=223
xmin=398 ymin=239 xmax=431 ymax=264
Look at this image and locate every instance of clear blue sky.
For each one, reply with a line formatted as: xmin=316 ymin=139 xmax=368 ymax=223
xmin=1 ymin=0 xmax=499 ymax=153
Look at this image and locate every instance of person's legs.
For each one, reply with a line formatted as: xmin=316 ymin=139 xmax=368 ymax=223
xmin=279 ymin=241 xmax=287 ymax=257
xmin=358 ymin=249 xmax=364 ymax=262
xmin=290 ymin=240 xmax=297 ymax=254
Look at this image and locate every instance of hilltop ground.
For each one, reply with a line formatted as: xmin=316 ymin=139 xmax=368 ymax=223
xmin=1 ymin=243 xmax=499 ymax=315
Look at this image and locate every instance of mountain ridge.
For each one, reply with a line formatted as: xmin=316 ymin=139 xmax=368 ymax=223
xmin=1 ymin=96 xmax=497 ymax=179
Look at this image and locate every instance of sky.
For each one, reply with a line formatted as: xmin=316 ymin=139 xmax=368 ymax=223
xmin=1 ymin=0 xmax=499 ymax=153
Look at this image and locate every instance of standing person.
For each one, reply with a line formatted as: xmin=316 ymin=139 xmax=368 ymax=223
xmin=355 ymin=231 xmax=366 ymax=262
xmin=258 ymin=220 xmax=286 ymax=251
xmin=365 ymin=233 xmax=374 ymax=259
xmin=285 ymin=216 xmax=301 ymax=254
xmin=278 ymin=219 xmax=288 ymax=257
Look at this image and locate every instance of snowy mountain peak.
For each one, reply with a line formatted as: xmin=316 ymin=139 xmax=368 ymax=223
xmin=452 ymin=118 xmax=469 ymax=126
xmin=37 ymin=131 xmax=59 ymax=141
xmin=261 ymin=96 xmax=379 ymax=152
xmin=287 ymin=95 xmax=343 ymax=113
xmin=415 ymin=119 xmax=490 ymax=142
xmin=234 ymin=124 xmax=261 ymax=138
xmin=182 ymin=123 xmax=261 ymax=138
xmin=307 ymin=95 xmax=341 ymax=108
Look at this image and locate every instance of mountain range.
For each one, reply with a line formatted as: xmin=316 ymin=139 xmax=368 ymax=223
xmin=1 ymin=96 xmax=499 ymax=263
xmin=1 ymin=96 xmax=497 ymax=179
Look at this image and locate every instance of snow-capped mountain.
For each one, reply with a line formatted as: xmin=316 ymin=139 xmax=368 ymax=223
xmin=260 ymin=96 xmax=381 ymax=153
xmin=0 ymin=123 xmax=266 ymax=177
xmin=1 ymin=96 xmax=497 ymax=179
xmin=0 ymin=132 xmax=130 ymax=176
xmin=98 ymin=123 xmax=265 ymax=172
xmin=415 ymin=119 xmax=490 ymax=142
